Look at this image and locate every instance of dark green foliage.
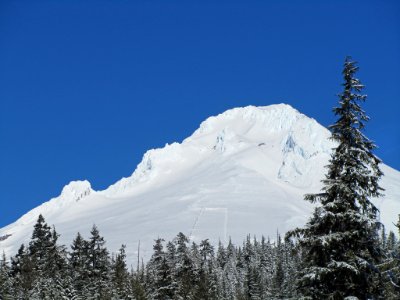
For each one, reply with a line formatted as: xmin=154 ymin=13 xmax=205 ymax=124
xmin=111 ymin=244 xmax=132 ymax=298
xmin=392 ymin=217 xmax=400 ymax=295
xmin=0 ymin=252 xmax=13 ymax=299
xmin=10 ymin=243 xmax=34 ymax=298
xmin=381 ymin=216 xmax=400 ymax=298
xmin=131 ymin=271 xmax=147 ymax=300
xmin=84 ymin=224 xmax=112 ymax=299
xmin=146 ymin=238 xmax=174 ymax=299
xmin=192 ymin=239 xmax=218 ymax=299
xmin=272 ymin=235 xmax=285 ymax=297
xmin=172 ymin=232 xmax=197 ymax=298
xmin=287 ymin=57 xmax=385 ymax=299
xmin=29 ymin=214 xmax=52 ymax=274
xmin=69 ymin=231 xmax=89 ymax=294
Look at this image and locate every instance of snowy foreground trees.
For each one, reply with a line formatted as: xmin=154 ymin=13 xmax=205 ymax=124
xmin=1 ymin=216 xmax=302 ymax=299
xmin=1 ymin=215 xmax=399 ymax=299
xmin=286 ymin=57 xmax=398 ymax=299
xmin=1 ymin=58 xmax=399 ymax=299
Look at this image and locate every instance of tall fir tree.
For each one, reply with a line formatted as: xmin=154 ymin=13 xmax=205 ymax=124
xmin=287 ymin=57 xmax=384 ymax=299
xmin=194 ymin=239 xmax=218 ymax=299
xmin=174 ymin=232 xmax=197 ymax=299
xmin=147 ymin=238 xmax=174 ymax=300
xmin=84 ymin=225 xmax=112 ymax=299
xmin=69 ymin=231 xmax=89 ymax=296
xmin=0 ymin=252 xmax=13 ymax=299
xmin=382 ymin=215 xmax=400 ymax=298
xmin=272 ymin=235 xmax=285 ymax=298
xmin=29 ymin=214 xmax=52 ymax=274
xmin=111 ymin=244 xmax=132 ymax=299
xmin=393 ymin=216 xmax=400 ymax=293
xmin=11 ymin=243 xmax=34 ymax=298
xmin=29 ymin=218 xmax=70 ymax=299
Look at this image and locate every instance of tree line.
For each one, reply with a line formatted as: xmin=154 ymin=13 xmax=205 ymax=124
xmin=0 ymin=214 xmax=399 ymax=299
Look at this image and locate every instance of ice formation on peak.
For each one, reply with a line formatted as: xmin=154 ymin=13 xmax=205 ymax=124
xmin=214 ymin=130 xmax=227 ymax=153
xmin=103 ymin=142 xmax=187 ymax=196
xmin=60 ymin=180 xmax=92 ymax=202
xmin=282 ymin=132 xmax=307 ymax=158
xmin=102 ymin=104 xmax=332 ymax=195
xmin=192 ymin=104 xmax=302 ymax=138
xmin=9 ymin=180 xmax=93 ymax=227
xmin=212 ymin=128 xmax=238 ymax=153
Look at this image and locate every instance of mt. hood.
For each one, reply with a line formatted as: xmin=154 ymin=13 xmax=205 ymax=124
xmin=1 ymin=104 xmax=399 ymax=263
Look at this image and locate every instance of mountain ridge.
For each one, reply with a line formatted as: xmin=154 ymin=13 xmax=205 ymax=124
xmin=1 ymin=104 xmax=399 ymax=263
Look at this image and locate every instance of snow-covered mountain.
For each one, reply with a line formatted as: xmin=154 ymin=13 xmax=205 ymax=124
xmin=1 ymin=104 xmax=399 ymax=264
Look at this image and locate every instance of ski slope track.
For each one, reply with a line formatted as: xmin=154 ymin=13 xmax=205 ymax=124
xmin=1 ymin=104 xmax=399 ymax=264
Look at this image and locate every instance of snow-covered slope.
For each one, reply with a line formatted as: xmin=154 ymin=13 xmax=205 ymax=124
xmin=1 ymin=104 xmax=399 ymax=264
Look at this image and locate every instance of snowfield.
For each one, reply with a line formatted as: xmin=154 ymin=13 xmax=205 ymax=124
xmin=1 ymin=104 xmax=399 ymax=264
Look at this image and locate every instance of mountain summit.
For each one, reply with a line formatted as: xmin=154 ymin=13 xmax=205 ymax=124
xmin=1 ymin=104 xmax=399 ymax=262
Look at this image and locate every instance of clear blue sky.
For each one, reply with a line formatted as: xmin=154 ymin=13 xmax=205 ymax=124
xmin=1 ymin=0 xmax=399 ymax=227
